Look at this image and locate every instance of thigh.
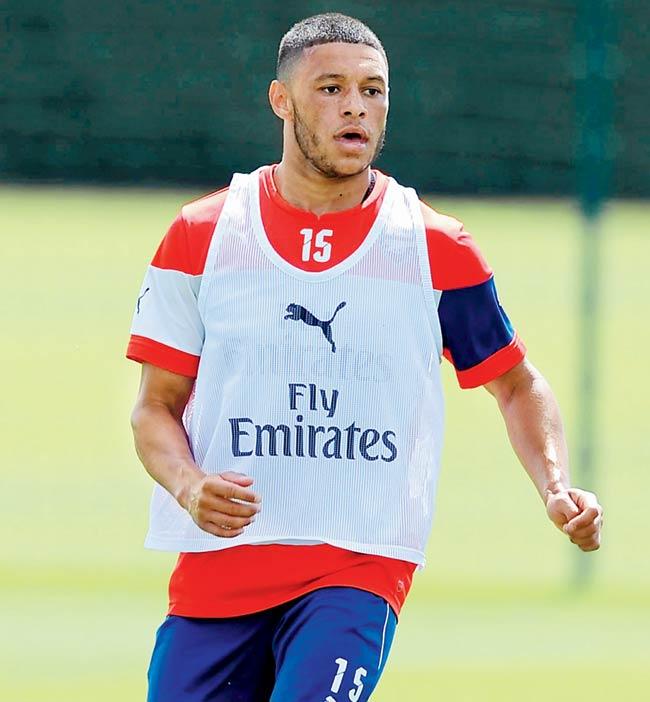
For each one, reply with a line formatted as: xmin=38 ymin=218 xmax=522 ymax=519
xmin=147 ymin=613 xmax=277 ymax=702
xmin=270 ymin=587 xmax=397 ymax=702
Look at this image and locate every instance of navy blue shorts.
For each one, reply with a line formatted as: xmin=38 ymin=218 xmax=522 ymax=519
xmin=147 ymin=586 xmax=397 ymax=702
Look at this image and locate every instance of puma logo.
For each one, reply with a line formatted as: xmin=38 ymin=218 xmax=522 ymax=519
xmin=284 ymin=302 xmax=347 ymax=353
xmin=136 ymin=287 xmax=150 ymax=314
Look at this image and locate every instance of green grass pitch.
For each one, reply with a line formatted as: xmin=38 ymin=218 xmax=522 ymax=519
xmin=1 ymin=186 xmax=648 ymax=701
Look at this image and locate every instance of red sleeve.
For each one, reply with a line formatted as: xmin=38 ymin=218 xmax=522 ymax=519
xmin=126 ymin=335 xmax=201 ymax=378
xmin=449 ymin=334 xmax=527 ymax=389
xmin=126 ymin=188 xmax=228 ymax=375
xmin=421 ymin=203 xmax=492 ymax=290
xmin=421 ymin=201 xmax=525 ymax=387
xmin=151 ymin=186 xmax=228 ymax=274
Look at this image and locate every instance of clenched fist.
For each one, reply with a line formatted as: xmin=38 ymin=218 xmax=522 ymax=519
xmin=185 ymin=471 xmax=262 ymax=539
xmin=546 ymin=487 xmax=603 ymax=552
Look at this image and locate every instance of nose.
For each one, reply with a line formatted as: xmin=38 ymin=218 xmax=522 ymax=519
xmin=341 ymin=89 xmax=367 ymax=119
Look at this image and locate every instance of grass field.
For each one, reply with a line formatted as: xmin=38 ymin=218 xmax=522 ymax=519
xmin=1 ymin=186 xmax=648 ymax=701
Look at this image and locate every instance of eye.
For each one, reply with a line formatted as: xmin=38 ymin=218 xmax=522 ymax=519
xmin=364 ymin=87 xmax=382 ymax=97
xmin=321 ymin=86 xmax=340 ymax=94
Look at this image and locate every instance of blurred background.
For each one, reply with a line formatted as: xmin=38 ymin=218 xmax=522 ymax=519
xmin=1 ymin=1 xmax=648 ymax=701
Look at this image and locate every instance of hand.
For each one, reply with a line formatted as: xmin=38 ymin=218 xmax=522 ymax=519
xmin=185 ymin=471 xmax=261 ymax=538
xmin=545 ymin=487 xmax=603 ymax=552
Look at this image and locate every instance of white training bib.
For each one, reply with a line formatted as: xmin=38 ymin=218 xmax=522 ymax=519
xmin=145 ymin=168 xmax=445 ymax=565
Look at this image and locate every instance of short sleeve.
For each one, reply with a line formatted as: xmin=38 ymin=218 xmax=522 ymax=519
xmin=421 ymin=201 xmax=525 ymax=389
xmin=126 ymin=213 xmax=205 ymax=378
xmin=439 ymin=276 xmax=526 ymax=388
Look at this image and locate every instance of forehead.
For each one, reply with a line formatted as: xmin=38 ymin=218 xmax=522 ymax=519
xmin=294 ymin=42 xmax=388 ymax=81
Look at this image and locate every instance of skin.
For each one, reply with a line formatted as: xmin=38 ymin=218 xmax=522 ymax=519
xmin=131 ymin=41 xmax=603 ymax=551
xmin=485 ymin=360 xmax=602 ymax=551
xmin=131 ymin=365 xmax=261 ymax=538
xmin=268 ymin=42 xmax=389 ymax=215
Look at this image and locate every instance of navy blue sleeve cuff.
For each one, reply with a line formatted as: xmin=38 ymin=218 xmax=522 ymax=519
xmin=439 ymin=276 xmax=517 ymax=372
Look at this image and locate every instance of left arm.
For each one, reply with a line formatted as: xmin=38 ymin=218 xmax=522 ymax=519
xmin=485 ymin=359 xmax=603 ymax=552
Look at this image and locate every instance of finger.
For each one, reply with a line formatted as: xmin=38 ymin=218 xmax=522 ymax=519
xmin=193 ymin=501 xmax=257 ymax=528
xmin=211 ymin=495 xmax=261 ymax=517
xmin=206 ymin=512 xmax=256 ymax=530
xmin=189 ymin=496 xmax=259 ymax=528
xmin=568 ymin=488 xmax=600 ymax=511
xmin=548 ymin=492 xmax=581 ymax=518
xmin=572 ymin=534 xmax=601 ymax=552
xmin=205 ymin=476 xmax=261 ymax=504
xmin=567 ymin=518 xmax=602 ymax=548
xmin=192 ymin=493 xmax=260 ymax=518
xmin=566 ymin=520 xmax=601 ymax=541
xmin=203 ymin=522 xmax=245 ymax=539
xmin=564 ymin=506 xmax=601 ymax=532
xmin=579 ymin=539 xmax=601 ymax=552
xmin=547 ymin=494 xmax=580 ymax=529
xmin=219 ymin=471 xmax=255 ymax=486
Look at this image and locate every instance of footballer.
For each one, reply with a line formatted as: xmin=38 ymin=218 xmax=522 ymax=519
xmin=128 ymin=13 xmax=603 ymax=701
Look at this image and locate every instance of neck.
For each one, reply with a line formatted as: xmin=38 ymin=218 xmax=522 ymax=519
xmin=274 ymin=156 xmax=372 ymax=216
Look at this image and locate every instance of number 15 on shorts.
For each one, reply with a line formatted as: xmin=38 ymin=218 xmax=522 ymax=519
xmin=325 ymin=657 xmax=367 ymax=702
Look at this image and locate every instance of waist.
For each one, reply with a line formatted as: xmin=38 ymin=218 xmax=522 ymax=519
xmin=167 ymin=543 xmax=416 ymax=618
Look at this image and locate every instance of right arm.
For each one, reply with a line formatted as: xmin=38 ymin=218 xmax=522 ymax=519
xmin=131 ymin=363 xmax=261 ymax=538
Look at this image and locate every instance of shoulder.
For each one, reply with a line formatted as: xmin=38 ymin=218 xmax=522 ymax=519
xmin=180 ymin=186 xmax=230 ymax=230
xmin=419 ymin=200 xmax=492 ymax=290
xmin=152 ymin=186 xmax=229 ymax=275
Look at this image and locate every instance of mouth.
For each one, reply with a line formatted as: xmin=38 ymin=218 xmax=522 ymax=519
xmin=334 ymin=126 xmax=370 ymax=150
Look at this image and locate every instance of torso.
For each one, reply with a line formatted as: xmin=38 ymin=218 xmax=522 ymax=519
xmin=128 ymin=165 xmax=525 ymax=618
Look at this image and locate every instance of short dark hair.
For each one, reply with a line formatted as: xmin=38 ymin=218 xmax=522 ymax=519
xmin=277 ymin=13 xmax=387 ymax=79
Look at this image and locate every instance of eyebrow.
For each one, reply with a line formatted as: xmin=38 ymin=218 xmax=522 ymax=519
xmin=314 ymin=73 xmax=387 ymax=85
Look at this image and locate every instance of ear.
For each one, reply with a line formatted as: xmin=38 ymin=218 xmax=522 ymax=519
xmin=269 ymin=80 xmax=293 ymax=121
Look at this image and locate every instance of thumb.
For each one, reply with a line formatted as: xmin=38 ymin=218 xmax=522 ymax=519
xmin=546 ymin=491 xmax=581 ymax=530
xmin=219 ymin=471 xmax=254 ymax=486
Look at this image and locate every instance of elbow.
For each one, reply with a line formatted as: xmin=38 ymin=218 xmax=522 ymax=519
xmin=130 ymin=404 xmax=141 ymax=435
xmin=130 ymin=400 xmax=153 ymax=441
xmin=130 ymin=397 xmax=182 ymax=439
xmin=130 ymin=403 xmax=145 ymax=446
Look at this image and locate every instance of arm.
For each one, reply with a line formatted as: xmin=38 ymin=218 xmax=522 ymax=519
xmin=130 ymin=363 xmax=261 ymax=538
xmin=485 ymin=359 xmax=603 ymax=551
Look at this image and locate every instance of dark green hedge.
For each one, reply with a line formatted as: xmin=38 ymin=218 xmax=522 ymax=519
xmin=1 ymin=1 xmax=647 ymax=195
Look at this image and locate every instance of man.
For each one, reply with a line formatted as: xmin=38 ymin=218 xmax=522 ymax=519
xmin=128 ymin=13 xmax=603 ymax=702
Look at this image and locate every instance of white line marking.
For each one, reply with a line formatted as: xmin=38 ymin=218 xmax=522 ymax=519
xmin=378 ymin=602 xmax=390 ymax=670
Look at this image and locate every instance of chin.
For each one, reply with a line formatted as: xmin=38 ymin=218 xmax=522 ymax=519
xmin=331 ymin=159 xmax=372 ymax=178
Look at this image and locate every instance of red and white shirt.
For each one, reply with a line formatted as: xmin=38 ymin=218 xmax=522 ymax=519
xmin=127 ymin=166 xmax=525 ymax=618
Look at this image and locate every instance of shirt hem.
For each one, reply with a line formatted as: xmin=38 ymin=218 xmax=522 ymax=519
xmin=144 ymin=534 xmax=426 ymax=567
xmin=127 ymin=335 xmax=200 ymax=378
xmin=455 ymin=333 xmax=526 ymax=389
xmin=168 ymin=582 xmax=403 ymax=620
